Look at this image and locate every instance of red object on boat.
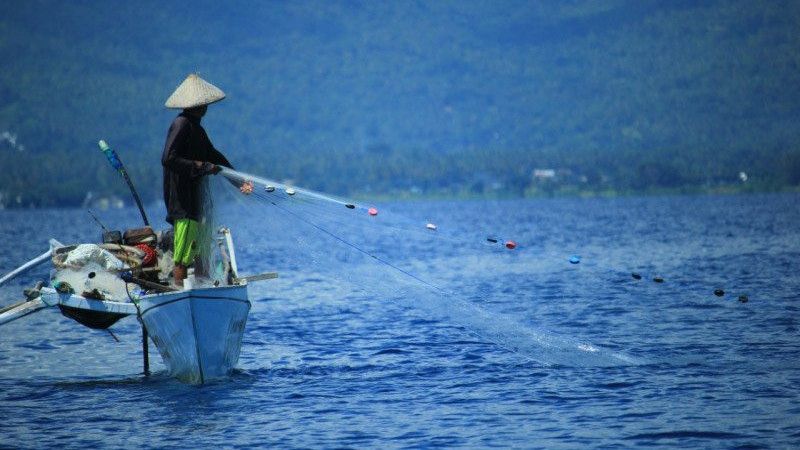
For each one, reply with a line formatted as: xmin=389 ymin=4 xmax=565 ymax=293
xmin=135 ymin=243 xmax=157 ymax=266
xmin=368 ymin=207 xmax=378 ymax=216
xmin=505 ymin=240 xmax=517 ymax=250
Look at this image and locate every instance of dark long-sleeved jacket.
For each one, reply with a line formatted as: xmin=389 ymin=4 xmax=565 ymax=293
xmin=161 ymin=112 xmax=232 ymax=224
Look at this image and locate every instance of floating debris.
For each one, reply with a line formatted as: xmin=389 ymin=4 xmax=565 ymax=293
xmin=738 ymin=294 xmax=749 ymax=303
xmin=265 ymin=185 xmax=275 ymax=192
xmin=426 ymin=223 xmax=437 ymax=231
xmin=631 ymin=273 xmax=642 ymax=280
xmin=285 ymin=188 xmax=296 ymax=196
xmin=714 ymin=288 xmax=725 ymax=297
xmin=569 ymin=255 xmax=581 ymax=264
xmin=653 ymin=276 xmax=664 ymax=283
xmin=345 ymin=204 xmax=355 ymax=209
xmin=486 ymin=237 xmax=499 ymax=244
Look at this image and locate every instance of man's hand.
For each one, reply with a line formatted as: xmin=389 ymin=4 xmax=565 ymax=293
xmin=193 ymin=161 xmax=222 ymax=175
xmin=240 ymin=180 xmax=254 ymax=195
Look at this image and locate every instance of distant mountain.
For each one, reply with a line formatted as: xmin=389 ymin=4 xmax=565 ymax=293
xmin=1 ymin=0 xmax=799 ymax=207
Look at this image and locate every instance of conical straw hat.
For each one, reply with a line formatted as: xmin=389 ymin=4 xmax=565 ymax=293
xmin=165 ymin=74 xmax=226 ymax=109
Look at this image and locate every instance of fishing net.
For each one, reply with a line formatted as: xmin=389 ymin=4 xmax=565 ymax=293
xmin=195 ymin=177 xmax=227 ymax=284
xmin=207 ymin=167 xmax=636 ymax=366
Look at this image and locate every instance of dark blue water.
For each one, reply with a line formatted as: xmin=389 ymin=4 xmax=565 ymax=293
xmin=1 ymin=193 xmax=799 ymax=448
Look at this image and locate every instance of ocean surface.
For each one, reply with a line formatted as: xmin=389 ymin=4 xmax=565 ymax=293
xmin=1 ymin=193 xmax=799 ymax=449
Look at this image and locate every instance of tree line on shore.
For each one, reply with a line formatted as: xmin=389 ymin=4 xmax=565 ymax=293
xmin=1 ymin=0 xmax=799 ymax=207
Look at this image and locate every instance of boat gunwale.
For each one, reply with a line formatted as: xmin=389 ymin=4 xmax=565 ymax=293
xmin=39 ymin=284 xmax=249 ymax=318
xmin=138 ymin=292 xmax=250 ymax=317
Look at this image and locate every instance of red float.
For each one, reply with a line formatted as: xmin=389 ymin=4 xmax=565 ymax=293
xmin=505 ymin=240 xmax=517 ymax=250
xmin=368 ymin=207 xmax=378 ymax=216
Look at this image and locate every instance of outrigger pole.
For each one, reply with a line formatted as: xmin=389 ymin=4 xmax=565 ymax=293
xmin=98 ymin=140 xmax=150 ymax=227
xmin=97 ymin=139 xmax=151 ymax=376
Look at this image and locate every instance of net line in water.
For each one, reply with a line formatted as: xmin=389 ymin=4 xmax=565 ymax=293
xmin=217 ymin=167 xmax=639 ymax=366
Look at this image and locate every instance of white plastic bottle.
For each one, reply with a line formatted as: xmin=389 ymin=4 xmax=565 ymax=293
xmin=184 ymin=268 xmax=195 ymax=291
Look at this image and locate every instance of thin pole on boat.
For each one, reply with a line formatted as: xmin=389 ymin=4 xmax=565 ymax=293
xmin=97 ymin=140 xmax=150 ymax=227
xmin=97 ymin=139 xmax=152 ymax=375
xmin=142 ymin=328 xmax=150 ymax=376
xmin=128 ymin=297 xmax=151 ymax=377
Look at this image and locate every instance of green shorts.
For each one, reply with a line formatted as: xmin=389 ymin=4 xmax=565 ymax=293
xmin=173 ymin=219 xmax=199 ymax=266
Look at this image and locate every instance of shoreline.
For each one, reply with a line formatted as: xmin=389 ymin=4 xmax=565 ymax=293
xmin=2 ymin=184 xmax=798 ymax=211
xmin=353 ymin=183 xmax=800 ymax=202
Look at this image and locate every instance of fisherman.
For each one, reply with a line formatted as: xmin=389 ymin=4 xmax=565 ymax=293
xmin=161 ymin=73 xmax=250 ymax=287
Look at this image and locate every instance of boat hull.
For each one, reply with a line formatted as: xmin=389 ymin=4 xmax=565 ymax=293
xmin=138 ymin=285 xmax=250 ymax=384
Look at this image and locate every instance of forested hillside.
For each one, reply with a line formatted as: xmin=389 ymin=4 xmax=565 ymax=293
xmin=1 ymin=0 xmax=799 ymax=207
